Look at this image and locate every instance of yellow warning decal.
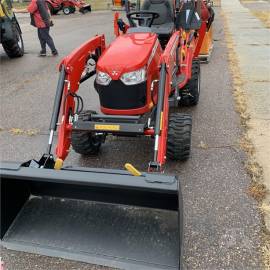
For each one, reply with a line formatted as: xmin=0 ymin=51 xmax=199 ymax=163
xmin=94 ymin=124 xmax=120 ymax=131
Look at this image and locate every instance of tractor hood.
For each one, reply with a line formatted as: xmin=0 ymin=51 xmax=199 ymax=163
xmin=97 ymin=32 xmax=158 ymax=80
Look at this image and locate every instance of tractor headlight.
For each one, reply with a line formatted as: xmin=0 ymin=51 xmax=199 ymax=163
xmin=96 ymin=71 xmax=112 ymax=86
xmin=120 ymin=68 xmax=146 ymax=86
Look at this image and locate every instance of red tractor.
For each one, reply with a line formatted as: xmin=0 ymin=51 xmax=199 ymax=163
xmin=52 ymin=0 xmax=214 ymax=171
xmin=46 ymin=0 xmax=91 ymax=15
xmin=1 ymin=1 xmax=215 ymax=269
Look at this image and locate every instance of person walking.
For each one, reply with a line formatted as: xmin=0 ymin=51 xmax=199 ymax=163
xmin=13 ymin=0 xmax=58 ymax=57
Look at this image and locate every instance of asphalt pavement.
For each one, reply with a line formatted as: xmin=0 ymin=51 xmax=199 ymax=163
xmin=0 ymin=9 xmax=263 ymax=270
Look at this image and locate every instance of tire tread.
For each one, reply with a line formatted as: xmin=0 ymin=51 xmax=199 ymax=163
xmin=2 ymin=22 xmax=24 ymax=58
xmin=71 ymin=111 xmax=102 ymax=155
xmin=167 ymin=113 xmax=192 ymax=161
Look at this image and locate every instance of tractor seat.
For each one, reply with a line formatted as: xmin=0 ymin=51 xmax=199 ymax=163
xmin=141 ymin=0 xmax=174 ymax=38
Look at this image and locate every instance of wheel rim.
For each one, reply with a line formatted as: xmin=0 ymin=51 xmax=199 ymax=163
xmin=63 ymin=7 xmax=70 ymax=14
xmin=15 ymin=26 xmax=23 ymax=51
xmin=17 ymin=33 xmax=23 ymax=50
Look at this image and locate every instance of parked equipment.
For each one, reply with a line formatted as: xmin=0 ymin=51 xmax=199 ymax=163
xmin=199 ymin=0 xmax=215 ymax=62
xmin=0 ymin=0 xmax=24 ymax=57
xmin=112 ymin=0 xmax=137 ymax=10
xmin=1 ymin=1 xmax=214 ymax=269
xmin=46 ymin=0 xmax=91 ymax=15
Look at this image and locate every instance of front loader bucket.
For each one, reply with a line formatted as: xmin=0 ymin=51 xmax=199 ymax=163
xmin=0 ymin=162 xmax=183 ymax=270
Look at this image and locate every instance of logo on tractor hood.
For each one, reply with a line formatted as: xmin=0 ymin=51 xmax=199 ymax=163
xmin=111 ymin=71 xmax=118 ymax=76
xmin=106 ymin=66 xmax=124 ymax=80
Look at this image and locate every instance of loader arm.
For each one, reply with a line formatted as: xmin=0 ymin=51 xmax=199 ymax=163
xmin=177 ymin=30 xmax=200 ymax=88
xmin=150 ymin=32 xmax=180 ymax=171
xmin=53 ymin=35 xmax=106 ymax=161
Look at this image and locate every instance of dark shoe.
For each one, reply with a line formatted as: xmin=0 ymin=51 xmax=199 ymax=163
xmin=52 ymin=50 xmax=58 ymax=56
xmin=39 ymin=51 xmax=46 ymax=57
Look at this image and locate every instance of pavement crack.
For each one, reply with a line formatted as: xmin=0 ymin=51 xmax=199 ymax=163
xmin=195 ymin=144 xmax=239 ymax=150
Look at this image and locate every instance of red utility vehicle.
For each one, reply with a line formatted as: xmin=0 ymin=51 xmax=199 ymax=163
xmin=54 ymin=0 xmax=213 ymax=171
xmin=46 ymin=0 xmax=91 ymax=15
xmin=1 ymin=1 xmax=215 ymax=269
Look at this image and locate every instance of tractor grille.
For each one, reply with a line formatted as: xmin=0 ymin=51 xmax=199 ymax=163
xmin=94 ymin=80 xmax=147 ymax=110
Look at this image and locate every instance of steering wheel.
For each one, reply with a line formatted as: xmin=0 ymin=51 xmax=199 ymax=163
xmin=127 ymin=11 xmax=160 ymax=28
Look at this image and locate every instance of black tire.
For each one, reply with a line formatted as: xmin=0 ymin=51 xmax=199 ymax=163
xmin=179 ymin=59 xmax=200 ymax=106
xmin=70 ymin=6 xmax=76 ymax=13
xmin=167 ymin=113 xmax=192 ymax=161
xmin=2 ymin=22 xmax=24 ymax=58
xmin=71 ymin=111 xmax=102 ymax=155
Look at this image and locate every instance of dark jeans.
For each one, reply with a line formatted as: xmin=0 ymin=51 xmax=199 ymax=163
xmin=37 ymin=27 xmax=57 ymax=53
